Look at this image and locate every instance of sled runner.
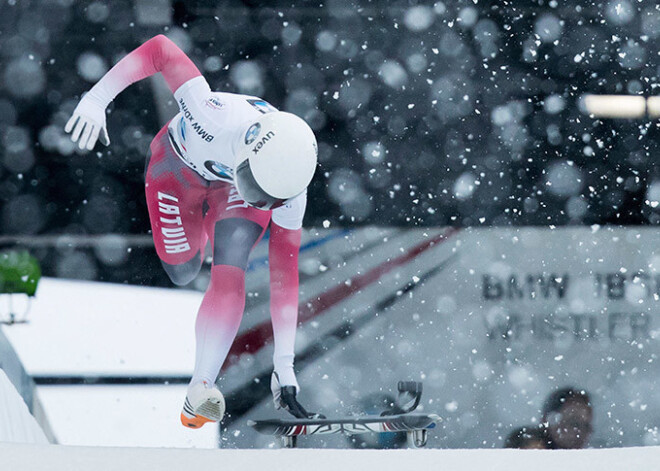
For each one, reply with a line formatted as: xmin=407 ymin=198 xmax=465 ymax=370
xmin=249 ymin=381 xmax=440 ymax=448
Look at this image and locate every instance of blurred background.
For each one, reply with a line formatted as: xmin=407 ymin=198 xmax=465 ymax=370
xmin=1 ymin=0 xmax=659 ymax=285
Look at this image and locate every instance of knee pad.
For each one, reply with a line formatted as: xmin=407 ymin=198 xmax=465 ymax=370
xmin=161 ymin=251 xmax=202 ymax=286
xmin=213 ymin=218 xmax=264 ymax=270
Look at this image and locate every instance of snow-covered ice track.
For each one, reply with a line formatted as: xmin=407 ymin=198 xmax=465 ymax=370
xmin=0 ymin=370 xmax=48 ymax=444
xmin=2 ymin=443 xmax=660 ymax=471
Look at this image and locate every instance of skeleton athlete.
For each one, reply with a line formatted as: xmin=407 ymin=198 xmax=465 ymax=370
xmin=65 ymin=35 xmax=319 ymax=428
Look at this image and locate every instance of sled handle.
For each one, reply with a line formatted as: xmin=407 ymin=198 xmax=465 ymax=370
xmin=398 ymin=381 xmax=422 ymax=395
xmin=397 ymin=381 xmax=423 ymax=413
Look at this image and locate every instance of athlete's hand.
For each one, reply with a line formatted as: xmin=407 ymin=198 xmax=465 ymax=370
xmin=64 ymin=92 xmax=110 ymax=151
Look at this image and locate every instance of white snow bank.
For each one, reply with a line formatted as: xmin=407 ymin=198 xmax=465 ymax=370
xmin=37 ymin=384 xmax=218 ymax=448
xmin=0 ymin=370 xmax=48 ymax=444
xmin=1 ymin=443 xmax=659 ymax=471
xmin=2 ymin=278 xmax=202 ymax=377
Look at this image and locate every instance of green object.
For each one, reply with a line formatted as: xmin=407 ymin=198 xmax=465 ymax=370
xmin=0 ymin=250 xmax=41 ymax=296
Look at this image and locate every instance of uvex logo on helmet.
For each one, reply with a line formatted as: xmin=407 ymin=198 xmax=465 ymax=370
xmin=252 ymin=131 xmax=275 ymax=154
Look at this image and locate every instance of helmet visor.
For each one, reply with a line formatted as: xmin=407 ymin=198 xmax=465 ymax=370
xmin=235 ymin=159 xmax=292 ymax=210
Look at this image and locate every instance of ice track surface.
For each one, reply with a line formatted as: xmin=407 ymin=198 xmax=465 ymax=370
xmin=2 ymin=442 xmax=660 ymax=471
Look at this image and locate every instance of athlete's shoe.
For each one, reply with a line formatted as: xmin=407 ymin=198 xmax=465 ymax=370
xmin=271 ymin=372 xmax=322 ymax=419
xmin=180 ymin=381 xmax=225 ymax=429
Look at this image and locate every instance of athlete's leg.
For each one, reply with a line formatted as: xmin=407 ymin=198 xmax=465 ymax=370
xmin=145 ymin=126 xmax=208 ymax=286
xmin=189 ymin=184 xmax=271 ymax=387
xmin=266 ymin=224 xmax=318 ymax=418
xmin=268 ymin=223 xmax=302 ymax=389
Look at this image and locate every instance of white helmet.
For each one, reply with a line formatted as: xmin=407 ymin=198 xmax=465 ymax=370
xmin=234 ymin=111 xmax=317 ymax=210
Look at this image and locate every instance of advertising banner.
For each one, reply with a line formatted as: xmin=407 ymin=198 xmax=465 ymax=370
xmin=294 ymin=227 xmax=660 ymax=449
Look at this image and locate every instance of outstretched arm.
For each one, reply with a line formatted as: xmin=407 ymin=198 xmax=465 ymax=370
xmin=269 ymin=222 xmax=303 ymax=388
xmin=88 ymin=34 xmax=202 ymax=102
xmin=65 ymin=35 xmax=202 ymax=150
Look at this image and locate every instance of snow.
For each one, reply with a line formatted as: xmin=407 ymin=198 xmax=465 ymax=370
xmin=378 ymin=60 xmax=408 ymax=89
xmin=606 ymin=1 xmax=636 ymax=25
xmin=3 ymin=0 xmax=660 ymax=462
xmin=403 ymin=6 xmax=435 ymax=32
xmin=5 ymin=228 xmax=660 ymax=450
xmin=2 ymin=442 xmax=660 ymax=471
xmin=0 ymin=370 xmax=48 ymax=444
xmin=327 ymin=169 xmax=372 ymax=221
xmin=203 ymin=56 xmax=223 ymax=73
xmin=453 ymin=172 xmax=477 ymax=200
xmin=534 ymin=14 xmax=563 ymax=43
xmin=3 ymin=57 xmax=46 ymax=99
xmin=38 ymin=385 xmax=218 ymax=448
xmin=2 ymin=228 xmax=413 ymax=448
xmin=4 ymin=0 xmax=659 ymax=236
xmin=2 ymin=194 xmax=45 ymax=235
xmin=361 ymin=141 xmax=386 ymax=165
xmin=2 ymin=278 xmax=201 ymax=377
xmin=545 ymin=161 xmax=584 ymax=197
xmin=315 ymin=30 xmax=338 ymax=52
xmin=0 ymin=278 xmax=210 ymax=447
xmin=84 ymin=2 xmax=109 ymax=23
xmin=227 ymin=227 xmax=660 ymax=449
xmin=76 ymin=52 xmax=108 ymax=83
xmin=229 ymin=61 xmax=265 ymax=97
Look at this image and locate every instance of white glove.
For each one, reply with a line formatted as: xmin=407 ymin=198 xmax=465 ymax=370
xmin=64 ymin=92 xmax=110 ymax=151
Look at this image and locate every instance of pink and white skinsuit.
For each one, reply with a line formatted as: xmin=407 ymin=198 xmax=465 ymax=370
xmin=82 ymin=35 xmax=305 ymax=390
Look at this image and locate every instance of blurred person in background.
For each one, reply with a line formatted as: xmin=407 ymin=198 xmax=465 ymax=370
xmin=64 ymin=35 xmax=319 ymax=429
xmin=504 ymin=425 xmax=547 ymax=449
xmin=346 ymin=393 xmax=407 ymax=449
xmin=541 ymin=387 xmax=593 ymax=449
